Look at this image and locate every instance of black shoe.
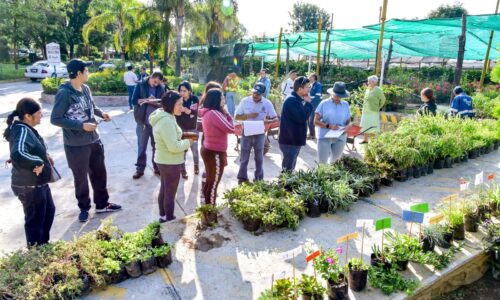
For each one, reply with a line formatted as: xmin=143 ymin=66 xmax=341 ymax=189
xmin=360 ymin=140 xmax=368 ymax=144
xmin=154 ymin=170 xmax=161 ymax=176
xmin=95 ymin=203 xmax=122 ymax=214
xmin=79 ymin=210 xmax=89 ymax=223
xmin=194 ymin=165 xmax=199 ymax=175
xmin=133 ymin=171 xmax=144 ymax=179
xmin=159 ymin=218 xmax=167 ymax=224
xmin=181 ymin=170 xmax=188 ymax=179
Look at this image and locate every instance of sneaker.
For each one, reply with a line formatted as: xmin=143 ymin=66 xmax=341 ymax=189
xmin=181 ymin=170 xmax=188 ymax=179
xmin=95 ymin=203 xmax=122 ymax=214
xmin=79 ymin=210 xmax=89 ymax=223
xmin=360 ymin=140 xmax=368 ymax=144
xmin=154 ymin=169 xmax=161 ymax=176
xmin=194 ymin=165 xmax=199 ymax=175
xmin=132 ymin=171 xmax=144 ymax=179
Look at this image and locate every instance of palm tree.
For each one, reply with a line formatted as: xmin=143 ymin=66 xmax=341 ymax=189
xmin=173 ymin=0 xmax=188 ymax=76
xmin=128 ymin=11 xmax=163 ymax=73
xmin=151 ymin=0 xmax=177 ymax=64
xmin=83 ymin=0 xmax=141 ymax=60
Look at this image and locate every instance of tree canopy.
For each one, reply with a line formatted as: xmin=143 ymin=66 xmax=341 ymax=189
xmin=288 ymin=1 xmax=331 ymax=32
xmin=427 ymin=2 xmax=468 ymax=18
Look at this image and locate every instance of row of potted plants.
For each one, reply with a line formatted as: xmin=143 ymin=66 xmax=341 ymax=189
xmin=365 ymin=115 xmax=499 ymax=184
xmin=0 ymin=220 xmax=172 ymax=299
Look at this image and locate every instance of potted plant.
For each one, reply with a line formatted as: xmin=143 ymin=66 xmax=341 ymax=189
xmin=347 ymin=258 xmax=368 ymax=292
xmin=140 ymin=250 xmax=158 ymax=275
xmin=120 ymin=233 xmax=143 ymax=278
xmin=385 ymin=231 xmax=422 ymax=271
xmin=297 ymin=274 xmax=326 ymax=300
xmin=435 ymin=224 xmax=454 ymax=248
xmin=486 ymin=186 xmax=499 ymax=216
xmin=258 ymin=278 xmax=296 ymax=300
xmin=421 ymin=224 xmax=445 ymax=252
xmin=370 ymin=244 xmax=391 ymax=270
xmin=297 ymin=184 xmax=321 ymax=218
xmin=312 ymin=249 xmax=347 ymax=299
xmin=195 ymin=204 xmax=220 ymax=228
xmin=153 ymin=244 xmax=172 ymax=268
xmin=461 ymin=200 xmax=479 ymax=232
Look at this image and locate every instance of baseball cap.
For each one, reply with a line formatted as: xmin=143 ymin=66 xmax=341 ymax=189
xmin=67 ymin=59 xmax=92 ymax=79
xmin=252 ymin=82 xmax=266 ymax=95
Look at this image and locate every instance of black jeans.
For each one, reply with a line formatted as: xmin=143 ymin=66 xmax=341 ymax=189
xmin=64 ymin=140 xmax=109 ymax=211
xmin=11 ymin=184 xmax=55 ymax=247
xmin=157 ymin=163 xmax=182 ymax=220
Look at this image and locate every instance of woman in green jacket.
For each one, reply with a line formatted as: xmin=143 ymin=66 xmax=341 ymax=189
xmin=360 ymin=75 xmax=386 ymax=144
xmin=150 ymin=91 xmax=193 ymax=223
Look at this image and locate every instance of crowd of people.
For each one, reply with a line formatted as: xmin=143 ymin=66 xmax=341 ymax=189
xmin=5 ymin=60 xmax=475 ymax=247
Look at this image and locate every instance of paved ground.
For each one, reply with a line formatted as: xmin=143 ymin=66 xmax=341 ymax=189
xmin=0 ymin=81 xmax=499 ymax=299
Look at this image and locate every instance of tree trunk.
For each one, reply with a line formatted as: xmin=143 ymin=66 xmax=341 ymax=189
xmin=13 ymin=17 xmax=18 ymax=70
xmin=285 ymin=40 xmax=290 ymax=74
xmin=118 ymin=21 xmax=125 ymax=60
xmin=451 ymin=14 xmax=467 ymax=102
xmin=249 ymin=46 xmax=255 ymax=74
xmin=174 ymin=3 xmax=185 ymax=77
xmin=322 ymin=30 xmax=330 ymax=65
xmin=383 ymin=37 xmax=393 ymax=83
xmin=149 ymin=47 xmax=154 ymax=74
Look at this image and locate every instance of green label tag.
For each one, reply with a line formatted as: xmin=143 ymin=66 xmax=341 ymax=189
xmin=410 ymin=203 xmax=429 ymax=213
xmin=375 ymin=217 xmax=392 ymax=231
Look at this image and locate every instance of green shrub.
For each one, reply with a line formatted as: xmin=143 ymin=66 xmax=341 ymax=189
xmin=41 ymin=77 xmax=65 ymax=94
xmin=87 ymin=69 xmax=127 ymax=95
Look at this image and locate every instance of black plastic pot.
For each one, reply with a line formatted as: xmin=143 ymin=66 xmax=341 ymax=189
xmin=370 ymin=253 xmax=391 ymax=270
xmin=494 ymin=140 xmax=500 ymax=150
xmin=125 ymin=260 xmax=142 ymax=278
xmin=381 ymin=178 xmax=393 ymax=186
xmin=413 ymin=166 xmax=421 ymax=178
xmin=373 ymin=179 xmax=381 ymax=191
xmin=454 ymin=157 xmax=461 ymax=164
xmin=461 ymin=154 xmax=468 ymax=162
xmin=395 ymin=169 xmax=408 ymax=182
xmin=106 ymin=265 xmax=128 ymax=284
xmin=79 ymin=274 xmax=91 ymax=296
xmin=307 ymin=201 xmax=321 ymax=218
xmin=478 ymin=205 xmax=490 ymax=221
xmin=480 ymin=146 xmax=486 ymax=155
xmin=328 ymin=274 xmax=349 ymax=300
xmin=243 ymin=219 xmax=261 ymax=231
xmin=434 ymin=159 xmax=444 ymax=169
xmin=348 ymin=264 xmax=368 ymax=292
xmin=437 ymin=232 xmax=453 ymax=249
xmin=452 ymin=223 xmax=465 ymax=240
xmin=487 ymin=144 xmax=494 ymax=153
xmin=427 ymin=162 xmax=434 ymax=174
xmin=420 ymin=165 xmax=428 ymax=176
xmin=302 ymin=294 xmax=323 ymax=300
xmin=395 ymin=259 xmax=409 ymax=271
xmin=444 ymin=157 xmax=453 ymax=168
xmin=152 ymin=230 xmax=165 ymax=247
xmin=157 ymin=250 xmax=173 ymax=268
xmin=421 ymin=236 xmax=435 ymax=252
xmin=490 ymin=202 xmax=498 ymax=216
xmin=320 ymin=200 xmax=329 ymax=213
xmin=469 ymin=149 xmax=479 ymax=159
xmin=141 ymin=256 xmax=158 ymax=275
xmin=406 ymin=167 xmax=414 ymax=179
xmin=464 ymin=214 xmax=479 ymax=232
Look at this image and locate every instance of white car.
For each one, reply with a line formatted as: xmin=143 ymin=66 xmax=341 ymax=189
xmin=98 ymin=59 xmax=120 ymax=71
xmin=24 ymin=61 xmax=68 ymax=81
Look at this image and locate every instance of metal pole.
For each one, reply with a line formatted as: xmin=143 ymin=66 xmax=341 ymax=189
xmin=275 ymin=27 xmax=283 ymax=78
xmin=308 ymin=56 xmax=312 ymax=73
xmin=479 ymin=0 xmax=499 ymax=91
xmin=316 ymin=16 xmax=322 ymax=76
xmin=375 ymin=0 xmax=388 ymax=76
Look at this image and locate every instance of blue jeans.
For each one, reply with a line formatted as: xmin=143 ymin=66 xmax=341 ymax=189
xmin=182 ymin=130 xmax=199 ymax=171
xmin=238 ymin=134 xmax=266 ymax=182
xmin=279 ymin=144 xmax=302 ymax=172
xmin=136 ymin=123 xmax=158 ymax=172
xmin=127 ymin=85 xmax=135 ymax=109
xmin=225 ymin=92 xmax=236 ymax=116
xmin=317 ymin=137 xmax=346 ymax=164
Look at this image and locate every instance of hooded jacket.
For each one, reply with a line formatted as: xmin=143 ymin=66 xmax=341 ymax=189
xmin=278 ymin=91 xmax=313 ymax=146
xmin=149 ymin=109 xmax=190 ymax=165
xmin=199 ymin=108 xmax=235 ymax=152
xmin=51 ymin=81 xmax=104 ymax=146
xmin=7 ymin=121 xmax=51 ymax=186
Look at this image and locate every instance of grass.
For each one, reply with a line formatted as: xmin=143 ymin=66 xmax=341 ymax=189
xmin=0 ymin=63 xmax=27 ymax=81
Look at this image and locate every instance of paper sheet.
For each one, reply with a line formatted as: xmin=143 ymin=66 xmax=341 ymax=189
xmin=243 ymin=120 xmax=265 ymax=136
xmin=324 ymin=128 xmax=345 ymax=139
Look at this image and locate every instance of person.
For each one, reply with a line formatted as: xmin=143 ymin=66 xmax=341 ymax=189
xmin=150 ymin=91 xmax=193 ymax=223
xmin=199 ymin=88 xmax=235 ymax=207
xmin=222 ymin=72 xmax=239 ymax=116
xmin=314 ymin=82 xmax=352 ymax=164
xmin=51 ymin=59 xmax=121 ymax=223
xmin=176 ymin=81 xmax=200 ymax=179
xmin=4 ymin=98 xmax=55 ymax=247
xmin=124 ymin=65 xmax=139 ymax=110
xmin=417 ymin=88 xmax=437 ymax=116
xmin=139 ymin=66 xmax=149 ymax=81
xmin=131 ymin=71 xmax=165 ymax=179
xmin=360 ymin=75 xmax=385 ymax=144
xmin=282 ymin=70 xmax=297 ymax=99
xmin=234 ymin=82 xmax=277 ymax=184
xmin=278 ymin=76 xmax=313 ymax=172
xmin=256 ymin=68 xmax=271 ymax=98
xmin=308 ymin=73 xmax=322 ymax=139
xmin=450 ymin=86 xmax=474 ymax=118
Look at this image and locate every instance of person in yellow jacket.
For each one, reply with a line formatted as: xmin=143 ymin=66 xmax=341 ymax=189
xmin=360 ymin=75 xmax=385 ymax=144
xmin=150 ymin=91 xmax=193 ymax=223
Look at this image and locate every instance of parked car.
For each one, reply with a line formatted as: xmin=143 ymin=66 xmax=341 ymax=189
xmin=98 ymin=59 xmax=120 ymax=71
xmin=24 ymin=61 xmax=68 ymax=81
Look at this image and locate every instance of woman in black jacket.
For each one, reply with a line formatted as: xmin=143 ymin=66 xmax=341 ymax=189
xmin=417 ymin=88 xmax=437 ymax=116
xmin=4 ymin=98 xmax=55 ymax=247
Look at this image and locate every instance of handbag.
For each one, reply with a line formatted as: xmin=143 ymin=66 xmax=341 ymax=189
xmin=49 ymin=165 xmax=61 ymax=183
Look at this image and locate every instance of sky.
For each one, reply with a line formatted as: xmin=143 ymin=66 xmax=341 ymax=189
xmin=237 ymin=0 xmax=498 ymax=37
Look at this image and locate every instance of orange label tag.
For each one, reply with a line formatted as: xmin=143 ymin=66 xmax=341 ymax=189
xmin=336 ymin=232 xmax=359 ymax=244
xmin=306 ymin=250 xmax=321 ymax=263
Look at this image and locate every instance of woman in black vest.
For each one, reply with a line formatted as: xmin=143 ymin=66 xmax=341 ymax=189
xmin=4 ymin=98 xmax=55 ymax=247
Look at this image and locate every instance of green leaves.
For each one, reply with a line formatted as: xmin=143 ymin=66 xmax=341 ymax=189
xmin=368 ymin=265 xmax=419 ymax=295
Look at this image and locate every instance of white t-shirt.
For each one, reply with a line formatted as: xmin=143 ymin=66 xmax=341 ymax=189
xmin=124 ymin=71 xmax=138 ymax=86
xmin=282 ymin=78 xmax=294 ymax=97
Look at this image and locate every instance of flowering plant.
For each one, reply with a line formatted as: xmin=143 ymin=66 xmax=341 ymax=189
xmin=312 ymin=249 xmax=344 ymax=283
xmin=482 ymin=219 xmax=500 ymax=279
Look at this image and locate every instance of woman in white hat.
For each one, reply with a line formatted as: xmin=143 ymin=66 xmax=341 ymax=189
xmin=360 ymin=75 xmax=385 ymax=144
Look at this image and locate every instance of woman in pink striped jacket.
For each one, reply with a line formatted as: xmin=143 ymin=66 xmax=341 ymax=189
xmin=199 ymin=88 xmax=235 ymax=213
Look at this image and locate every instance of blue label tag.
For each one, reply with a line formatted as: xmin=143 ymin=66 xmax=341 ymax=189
xmin=402 ymin=210 xmax=424 ymax=224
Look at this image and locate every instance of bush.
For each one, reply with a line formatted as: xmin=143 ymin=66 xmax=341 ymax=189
xmin=41 ymin=77 xmax=65 ymax=94
xmin=87 ymin=69 xmax=127 ymax=95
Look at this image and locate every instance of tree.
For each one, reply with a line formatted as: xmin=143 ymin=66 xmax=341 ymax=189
xmin=151 ymin=0 xmax=177 ymax=65
xmin=428 ymin=2 xmax=468 ymax=19
xmin=288 ymin=2 xmax=331 ymax=32
xmin=173 ymin=0 xmax=187 ymax=76
xmin=67 ymin=0 xmax=91 ymax=58
xmin=83 ymin=0 xmax=142 ymax=60
xmin=128 ymin=11 xmax=163 ymax=72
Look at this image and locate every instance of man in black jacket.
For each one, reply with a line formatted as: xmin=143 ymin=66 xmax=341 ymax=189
xmin=131 ymin=72 xmax=165 ymax=179
xmin=278 ymin=76 xmax=313 ymax=172
xmin=51 ymin=59 xmax=122 ymax=223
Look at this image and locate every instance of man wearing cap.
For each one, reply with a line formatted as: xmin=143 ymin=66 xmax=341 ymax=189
xmin=256 ymin=68 xmax=271 ymax=98
xmin=314 ymin=82 xmax=352 ymax=164
xmin=235 ymin=82 xmax=277 ymax=184
xmin=51 ymin=59 xmax=122 ymax=223
xmin=450 ymin=86 xmax=474 ymax=118
xmin=278 ymin=76 xmax=314 ymax=172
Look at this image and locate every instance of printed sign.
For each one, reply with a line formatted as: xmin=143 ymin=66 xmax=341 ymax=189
xmin=375 ymin=217 xmax=392 ymax=231
xmin=475 ymin=171 xmax=484 ymax=186
xmin=410 ymin=203 xmax=429 ymax=213
xmin=356 ymin=219 xmax=374 ymax=228
xmin=280 ymin=246 xmax=303 ymax=260
xmin=429 ymin=213 xmax=444 ymax=224
xmin=336 ymin=232 xmax=359 ymax=244
xmin=46 ymin=43 xmax=61 ymax=64
xmin=402 ymin=210 xmax=425 ymax=224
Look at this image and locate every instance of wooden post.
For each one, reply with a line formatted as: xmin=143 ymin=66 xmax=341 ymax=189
xmin=360 ymin=225 xmax=365 ymax=261
xmin=451 ymin=14 xmax=467 ymax=102
xmin=285 ymin=39 xmax=290 ymax=74
xmin=399 ymin=57 xmax=403 ymax=68
xmin=316 ymin=16 xmax=322 ymax=76
xmin=249 ymin=46 xmax=255 ymax=75
xmin=308 ymin=56 xmax=312 ymax=73
xmin=275 ymin=27 xmax=283 ymax=79
xmin=323 ymin=14 xmax=333 ymax=65
xmin=479 ymin=0 xmax=500 ymax=91
xmin=375 ymin=0 xmax=388 ymax=77
xmin=383 ymin=36 xmax=393 ymax=82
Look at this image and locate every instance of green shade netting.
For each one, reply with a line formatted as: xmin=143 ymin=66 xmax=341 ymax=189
xmin=248 ymin=14 xmax=500 ymax=60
